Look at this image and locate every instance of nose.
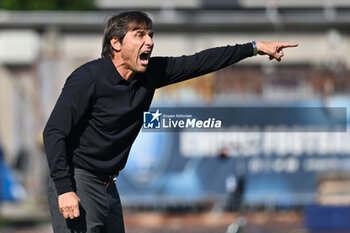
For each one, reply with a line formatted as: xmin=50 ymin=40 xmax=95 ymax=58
xmin=145 ymin=35 xmax=154 ymax=47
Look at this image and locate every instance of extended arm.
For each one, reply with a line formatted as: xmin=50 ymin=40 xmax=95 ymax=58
xmin=155 ymin=41 xmax=298 ymax=88
xmin=155 ymin=43 xmax=253 ymax=88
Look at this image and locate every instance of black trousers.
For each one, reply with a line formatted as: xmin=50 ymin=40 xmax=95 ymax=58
xmin=48 ymin=167 xmax=125 ymax=233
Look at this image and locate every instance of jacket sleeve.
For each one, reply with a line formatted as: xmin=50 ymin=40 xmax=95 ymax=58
xmin=155 ymin=43 xmax=253 ymax=88
xmin=43 ymin=66 xmax=95 ymax=195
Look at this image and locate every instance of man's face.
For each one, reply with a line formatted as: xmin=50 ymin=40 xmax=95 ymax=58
xmin=118 ymin=27 xmax=154 ymax=73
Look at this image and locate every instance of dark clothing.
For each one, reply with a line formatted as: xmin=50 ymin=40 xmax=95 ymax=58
xmin=48 ymin=167 xmax=124 ymax=233
xmin=43 ymin=44 xmax=253 ymax=195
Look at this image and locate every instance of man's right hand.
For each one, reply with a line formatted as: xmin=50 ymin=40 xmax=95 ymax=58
xmin=58 ymin=191 xmax=81 ymax=219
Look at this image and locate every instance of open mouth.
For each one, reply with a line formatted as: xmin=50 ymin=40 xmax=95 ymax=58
xmin=139 ymin=51 xmax=151 ymax=65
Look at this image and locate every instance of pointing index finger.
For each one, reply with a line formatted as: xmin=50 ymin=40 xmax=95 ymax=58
xmin=278 ymin=42 xmax=299 ymax=49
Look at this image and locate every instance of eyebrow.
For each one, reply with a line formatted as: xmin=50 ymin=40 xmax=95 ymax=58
xmin=135 ymin=29 xmax=154 ymax=36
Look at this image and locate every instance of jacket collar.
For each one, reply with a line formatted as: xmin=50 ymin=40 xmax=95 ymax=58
xmin=102 ymin=55 xmax=127 ymax=85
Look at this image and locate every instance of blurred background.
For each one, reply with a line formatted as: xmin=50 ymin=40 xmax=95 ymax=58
xmin=1 ymin=0 xmax=350 ymax=232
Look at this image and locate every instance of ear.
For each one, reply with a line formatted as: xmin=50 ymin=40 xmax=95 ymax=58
xmin=110 ymin=38 xmax=121 ymax=52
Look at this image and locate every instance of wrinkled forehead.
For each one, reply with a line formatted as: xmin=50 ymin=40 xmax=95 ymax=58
xmin=127 ymin=20 xmax=152 ymax=32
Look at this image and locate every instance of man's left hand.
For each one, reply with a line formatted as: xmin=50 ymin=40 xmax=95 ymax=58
xmin=256 ymin=41 xmax=298 ymax=62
